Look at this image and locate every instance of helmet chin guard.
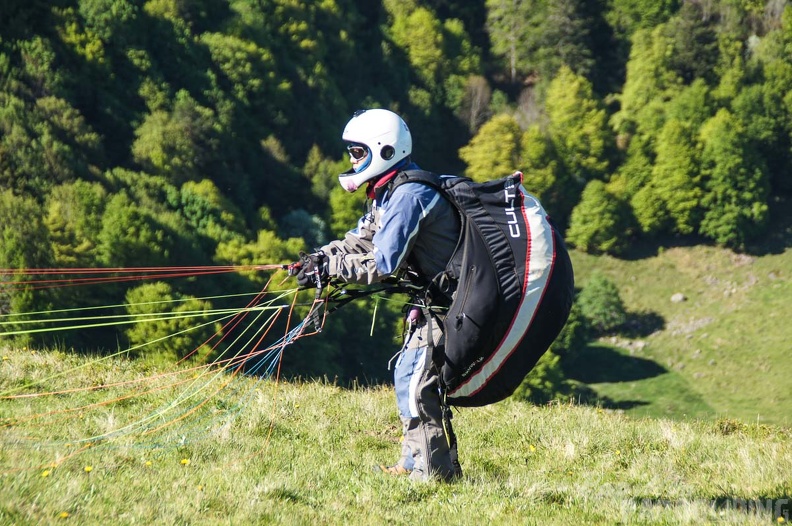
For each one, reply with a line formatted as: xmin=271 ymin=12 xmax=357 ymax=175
xmin=338 ymin=109 xmax=412 ymax=192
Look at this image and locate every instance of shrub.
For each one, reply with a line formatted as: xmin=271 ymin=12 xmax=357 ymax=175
xmin=549 ymin=301 xmax=590 ymax=364
xmin=577 ymin=273 xmax=627 ymax=334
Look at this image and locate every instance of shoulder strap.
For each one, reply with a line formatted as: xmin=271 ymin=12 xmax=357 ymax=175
xmin=383 ymin=169 xmax=444 ymax=200
xmin=387 ymin=169 xmax=465 ymax=306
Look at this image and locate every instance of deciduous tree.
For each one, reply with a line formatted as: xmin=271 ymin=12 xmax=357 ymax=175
xmin=699 ymin=108 xmax=770 ymax=249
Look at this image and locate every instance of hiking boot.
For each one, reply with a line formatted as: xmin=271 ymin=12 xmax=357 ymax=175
xmin=377 ymin=464 xmax=411 ymax=476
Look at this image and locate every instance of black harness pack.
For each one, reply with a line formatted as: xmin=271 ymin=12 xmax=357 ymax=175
xmin=391 ymin=169 xmax=575 ymax=407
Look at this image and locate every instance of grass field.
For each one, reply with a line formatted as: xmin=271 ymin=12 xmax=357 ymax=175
xmin=568 ymin=241 xmax=792 ymax=427
xmin=1 ymin=347 xmax=791 ymax=525
xmin=2 ymin=225 xmax=792 ymax=523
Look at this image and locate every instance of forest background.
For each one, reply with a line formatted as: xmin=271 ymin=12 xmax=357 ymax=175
xmin=1 ymin=0 xmax=791 ymax=418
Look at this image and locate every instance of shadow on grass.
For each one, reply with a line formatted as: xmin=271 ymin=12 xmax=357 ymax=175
xmin=573 ymin=387 xmax=651 ymax=410
xmin=562 ymin=344 xmax=669 ymax=411
xmin=564 ymin=345 xmax=668 ymax=384
xmin=620 ymin=311 xmax=665 ymax=338
xmin=619 ymin=195 xmax=792 ymax=260
xmin=618 ymin=234 xmax=706 ymax=261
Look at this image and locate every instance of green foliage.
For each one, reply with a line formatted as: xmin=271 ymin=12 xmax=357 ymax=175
xmin=647 ymin=118 xmax=702 ymax=235
xmin=97 ymin=192 xmax=173 ymax=268
xmin=1 ymin=0 xmax=791 ymax=383
xmin=101 ymin=168 xmax=179 ymax=211
xmin=548 ymin=301 xmax=589 ymax=364
xmin=0 ymin=93 xmax=103 ymax=195
xmin=488 ymin=0 xmax=600 ymax=93
xmin=143 ymin=0 xmax=230 ymax=34
xmin=567 ymin=180 xmax=631 ymax=255
xmin=440 ymin=18 xmax=482 ymax=113
xmin=612 ymin=139 xmax=653 ymax=199
xmin=631 ymin=81 xmax=712 ymax=236
xmin=214 ymin=229 xmax=305 ymax=286
xmin=303 ymin=145 xmax=350 ymax=204
xmin=576 ymin=272 xmax=627 ymax=334
xmin=536 ymin=0 xmax=596 ymax=80
xmin=666 ymin=78 xmax=715 ymax=130
xmin=0 ymin=190 xmax=54 ymax=344
xmin=545 ymin=65 xmax=612 ymax=183
xmin=279 ymin=209 xmax=327 ymax=250
xmin=78 ymin=0 xmax=138 ymax=43
xmin=131 ymin=90 xmax=219 ymax=185
xmin=511 ymin=350 xmax=572 ymax=404
xmin=124 ymin=281 xmax=219 ymax=361
xmin=387 ymin=1 xmax=482 ymax=101
xmin=389 ymin=8 xmax=445 ymax=96
xmin=612 ymin=26 xmax=683 ymax=138
xmin=15 ymin=35 xmax=66 ymax=98
xmin=519 ymin=125 xmax=569 ymax=220
xmin=200 ymin=31 xmax=290 ymax=111
xmin=606 ymin=0 xmax=679 ymax=38
xmin=45 ymin=180 xmax=107 ymax=268
xmin=698 ymin=108 xmax=770 ymax=249
xmin=729 ymin=51 xmax=792 ymax=194
xmin=328 ymin=185 xmax=367 ymax=239
xmin=178 ymin=179 xmax=248 ymax=247
xmin=630 ymin=183 xmax=668 ymax=236
xmin=458 ymin=113 xmax=522 ymax=182
xmin=662 ymin=2 xmax=719 ymax=85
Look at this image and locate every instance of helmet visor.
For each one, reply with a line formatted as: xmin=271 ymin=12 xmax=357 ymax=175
xmin=346 ymin=143 xmax=368 ymax=161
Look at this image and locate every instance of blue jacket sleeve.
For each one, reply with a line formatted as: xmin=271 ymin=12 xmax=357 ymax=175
xmin=372 ymin=183 xmax=443 ymax=275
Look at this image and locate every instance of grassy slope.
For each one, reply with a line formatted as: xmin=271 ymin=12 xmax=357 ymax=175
xmin=1 ymin=348 xmax=791 ymax=525
xmin=568 ymin=241 xmax=792 ymax=427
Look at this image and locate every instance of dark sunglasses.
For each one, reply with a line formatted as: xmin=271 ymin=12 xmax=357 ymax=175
xmin=346 ymin=144 xmax=368 ymax=160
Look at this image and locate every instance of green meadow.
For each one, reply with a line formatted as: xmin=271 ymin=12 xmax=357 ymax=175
xmin=1 ymin=348 xmax=790 ymax=525
xmin=569 ymin=239 xmax=792 ymax=427
xmin=3 ymin=225 xmax=792 ymax=524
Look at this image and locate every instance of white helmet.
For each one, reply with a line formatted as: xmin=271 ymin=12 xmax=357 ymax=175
xmin=338 ymin=109 xmax=412 ymax=192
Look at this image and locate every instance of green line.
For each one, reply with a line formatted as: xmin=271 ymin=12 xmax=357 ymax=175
xmin=0 ymin=289 xmax=297 ymax=319
xmin=0 ymin=289 xmax=297 ymax=396
xmin=203 ymin=299 xmax=283 ymax=368
xmin=0 ymin=306 xmax=288 ymax=337
xmin=70 ymin=305 xmax=283 ymax=444
xmin=0 ymin=305 xmax=287 ymax=326
xmin=0 ymin=311 xmax=239 ymax=397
